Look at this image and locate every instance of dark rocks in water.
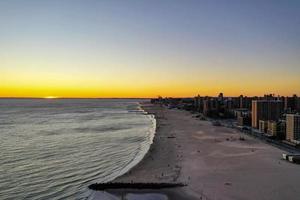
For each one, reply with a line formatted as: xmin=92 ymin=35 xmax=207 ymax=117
xmin=88 ymin=182 xmax=186 ymax=190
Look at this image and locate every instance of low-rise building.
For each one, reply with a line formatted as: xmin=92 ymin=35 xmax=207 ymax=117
xmin=267 ymin=121 xmax=277 ymax=136
xmin=237 ymin=115 xmax=251 ymax=126
xmin=259 ymin=120 xmax=268 ymax=133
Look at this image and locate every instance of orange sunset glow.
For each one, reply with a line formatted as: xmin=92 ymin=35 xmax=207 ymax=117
xmin=1 ymin=1 xmax=299 ymax=98
xmin=2 ymin=1 xmax=300 ymax=200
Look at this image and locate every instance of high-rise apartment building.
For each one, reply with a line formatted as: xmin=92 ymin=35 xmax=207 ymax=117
xmin=252 ymin=100 xmax=284 ymax=128
xmin=286 ymin=114 xmax=300 ymax=142
xmin=284 ymin=95 xmax=299 ymax=112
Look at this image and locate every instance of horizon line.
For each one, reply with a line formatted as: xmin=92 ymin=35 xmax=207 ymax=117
xmin=0 ymin=94 xmax=298 ymax=99
xmin=0 ymin=97 xmax=152 ymax=99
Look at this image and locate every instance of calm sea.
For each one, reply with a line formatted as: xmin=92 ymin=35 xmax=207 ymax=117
xmin=0 ymin=99 xmax=156 ymax=200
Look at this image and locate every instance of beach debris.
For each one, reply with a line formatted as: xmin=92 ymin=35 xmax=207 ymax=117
xmin=224 ymin=182 xmax=232 ymax=186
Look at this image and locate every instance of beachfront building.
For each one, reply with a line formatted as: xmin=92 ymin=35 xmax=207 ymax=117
xmin=234 ymin=109 xmax=249 ymax=118
xmin=257 ymin=120 xmax=286 ymax=139
xmin=277 ymin=120 xmax=286 ymax=140
xmin=201 ymin=94 xmax=238 ymax=118
xmin=259 ymin=120 xmax=268 ymax=133
xmin=267 ymin=121 xmax=277 ymax=136
xmin=251 ymin=100 xmax=284 ymax=128
xmin=284 ymin=95 xmax=300 ymax=113
xmin=286 ymin=114 xmax=300 ymax=143
xmin=235 ymin=109 xmax=251 ymax=126
xmin=194 ymin=95 xmax=203 ymax=112
xmin=203 ymin=98 xmax=217 ymax=116
xmin=239 ymin=95 xmax=253 ymax=110
xmin=237 ymin=115 xmax=251 ymax=126
xmin=267 ymin=120 xmax=286 ymax=139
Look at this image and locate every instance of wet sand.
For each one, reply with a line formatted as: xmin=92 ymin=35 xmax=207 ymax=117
xmin=93 ymin=103 xmax=300 ymax=200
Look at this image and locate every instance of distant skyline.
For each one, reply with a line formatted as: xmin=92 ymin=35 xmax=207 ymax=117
xmin=1 ymin=0 xmax=300 ymax=98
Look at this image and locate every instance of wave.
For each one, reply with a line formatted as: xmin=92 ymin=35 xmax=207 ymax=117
xmin=86 ymin=104 xmax=156 ymax=200
xmin=0 ymin=99 xmax=155 ymax=200
xmin=73 ymin=125 xmax=133 ymax=134
xmin=84 ymin=103 xmax=156 ymax=199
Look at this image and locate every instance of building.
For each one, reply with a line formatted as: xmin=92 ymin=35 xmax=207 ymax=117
xmin=234 ymin=108 xmax=251 ymax=126
xmin=251 ymin=100 xmax=284 ymax=128
xmin=277 ymin=119 xmax=286 ymax=140
xmin=267 ymin=121 xmax=277 ymax=136
xmin=237 ymin=115 xmax=251 ymax=126
xmin=234 ymin=109 xmax=249 ymax=118
xmin=202 ymin=97 xmax=219 ymax=116
xmin=259 ymin=120 xmax=268 ymax=133
xmin=239 ymin=95 xmax=253 ymax=110
xmin=239 ymin=95 xmax=244 ymax=109
xmin=194 ymin=95 xmax=203 ymax=112
xmin=284 ymin=95 xmax=300 ymax=113
xmin=263 ymin=120 xmax=286 ymax=139
xmin=286 ymin=114 xmax=300 ymax=143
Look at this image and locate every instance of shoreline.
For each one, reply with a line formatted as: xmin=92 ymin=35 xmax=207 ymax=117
xmin=112 ymin=102 xmax=182 ymax=184
xmin=91 ymin=102 xmax=300 ymax=200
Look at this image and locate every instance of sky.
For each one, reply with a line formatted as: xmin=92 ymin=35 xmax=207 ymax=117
xmin=0 ymin=0 xmax=300 ymax=98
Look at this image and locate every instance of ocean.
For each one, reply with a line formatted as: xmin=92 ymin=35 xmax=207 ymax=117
xmin=0 ymin=99 xmax=156 ymax=200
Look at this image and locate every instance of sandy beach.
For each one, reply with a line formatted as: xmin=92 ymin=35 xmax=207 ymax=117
xmin=92 ymin=102 xmax=300 ymax=200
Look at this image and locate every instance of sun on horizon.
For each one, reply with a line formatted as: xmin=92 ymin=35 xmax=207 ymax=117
xmin=44 ymin=96 xmax=59 ymax=99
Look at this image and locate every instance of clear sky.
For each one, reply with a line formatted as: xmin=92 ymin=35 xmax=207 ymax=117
xmin=1 ymin=0 xmax=299 ymax=98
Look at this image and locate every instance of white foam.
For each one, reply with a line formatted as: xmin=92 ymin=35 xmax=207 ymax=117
xmin=86 ymin=103 xmax=157 ymax=200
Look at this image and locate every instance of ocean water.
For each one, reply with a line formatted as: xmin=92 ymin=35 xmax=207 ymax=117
xmin=0 ymin=99 xmax=156 ymax=200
